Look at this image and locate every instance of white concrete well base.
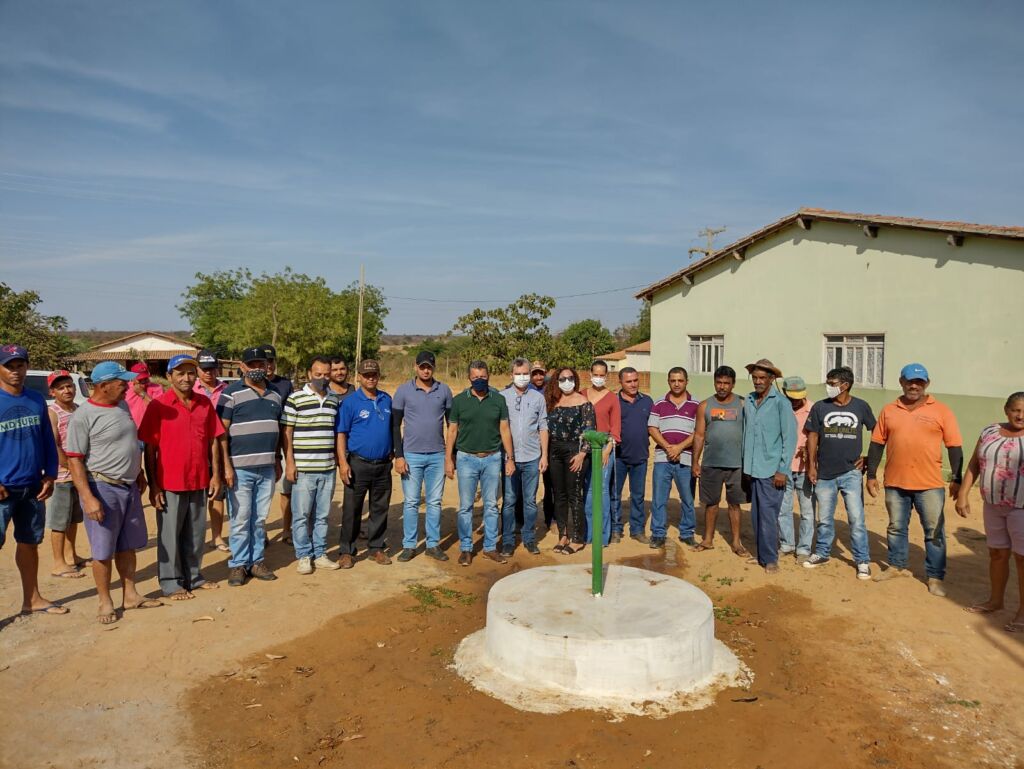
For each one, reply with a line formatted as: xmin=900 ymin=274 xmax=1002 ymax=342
xmin=454 ymin=564 xmax=749 ymax=717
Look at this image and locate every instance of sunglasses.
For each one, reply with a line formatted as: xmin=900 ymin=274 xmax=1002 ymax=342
xmin=558 ymin=376 xmax=575 ymax=383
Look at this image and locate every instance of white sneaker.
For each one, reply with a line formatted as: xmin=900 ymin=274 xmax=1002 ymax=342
xmin=803 ymin=554 xmax=829 ymax=569
xmin=856 ymin=563 xmax=871 ymax=580
xmin=296 ymin=556 xmax=313 ymax=575
xmin=314 ymin=555 xmax=340 ymax=571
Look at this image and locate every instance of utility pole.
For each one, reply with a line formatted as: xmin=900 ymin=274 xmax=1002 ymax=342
xmin=355 ymin=264 xmax=365 ymax=365
xmin=688 ymin=226 xmax=726 ymax=258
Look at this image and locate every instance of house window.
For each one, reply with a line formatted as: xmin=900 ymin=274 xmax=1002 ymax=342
xmin=689 ymin=335 xmax=725 ymax=375
xmin=824 ymin=335 xmax=884 ymax=387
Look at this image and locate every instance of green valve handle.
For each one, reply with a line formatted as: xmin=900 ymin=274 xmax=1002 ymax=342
xmin=582 ymin=430 xmax=609 ymax=596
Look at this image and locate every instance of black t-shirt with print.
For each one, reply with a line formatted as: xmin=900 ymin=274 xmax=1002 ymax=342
xmin=805 ymin=397 xmax=877 ymax=480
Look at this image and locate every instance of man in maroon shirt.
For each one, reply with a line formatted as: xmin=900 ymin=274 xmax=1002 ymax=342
xmin=140 ymin=355 xmax=225 ymax=599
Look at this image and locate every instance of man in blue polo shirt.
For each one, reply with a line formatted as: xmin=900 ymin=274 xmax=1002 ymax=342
xmin=0 ymin=344 xmax=67 ymax=617
xmin=219 ymin=347 xmax=284 ymax=587
xmin=613 ymin=367 xmax=653 ymax=543
xmin=392 ymin=351 xmax=453 ymax=562
xmin=336 ymin=359 xmax=393 ymax=568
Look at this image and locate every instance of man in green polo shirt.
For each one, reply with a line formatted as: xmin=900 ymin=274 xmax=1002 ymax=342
xmin=445 ymin=360 xmax=515 ymax=567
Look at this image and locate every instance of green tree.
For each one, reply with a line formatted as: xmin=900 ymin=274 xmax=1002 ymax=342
xmin=450 ymin=294 xmax=557 ymax=370
xmin=179 ymin=269 xmax=388 ymax=375
xmin=559 ymin=319 xmax=615 ymax=369
xmin=0 ymin=282 xmax=77 ymax=369
xmin=614 ymin=300 xmax=651 ymax=347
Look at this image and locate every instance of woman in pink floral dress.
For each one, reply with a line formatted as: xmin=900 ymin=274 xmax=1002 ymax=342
xmin=956 ymin=392 xmax=1024 ymax=632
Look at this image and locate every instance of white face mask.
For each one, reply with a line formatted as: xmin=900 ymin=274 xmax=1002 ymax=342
xmin=590 ymin=376 xmax=606 ymax=388
xmin=826 ymin=384 xmax=842 ymax=399
xmin=513 ymin=374 xmax=530 ymax=389
xmin=558 ymin=379 xmax=576 ymax=394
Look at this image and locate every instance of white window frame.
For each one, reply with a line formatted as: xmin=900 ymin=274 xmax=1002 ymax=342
xmin=823 ymin=334 xmax=885 ymax=388
xmin=689 ymin=335 xmax=725 ymax=375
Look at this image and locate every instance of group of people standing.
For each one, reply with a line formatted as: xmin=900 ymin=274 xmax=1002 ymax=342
xmin=0 ymin=340 xmax=1021 ymax=634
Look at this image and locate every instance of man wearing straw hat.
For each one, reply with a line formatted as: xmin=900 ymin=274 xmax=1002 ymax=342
xmin=742 ymin=358 xmax=797 ymax=574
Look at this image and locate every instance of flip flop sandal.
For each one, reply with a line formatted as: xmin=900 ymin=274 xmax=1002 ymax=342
xmin=965 ymin=605 xmax=999 ymax=614
xmin=694 ymin=542 xmax=715 ymax=552
xmin=22 ymin=603 xmax=70 ymax=615
xmin=124 ymin=599 xmax=164 ymax=610
xmin=212 ymin=542 xmax=230 ymax=553
xmin=98 ymin=610 xmax=118 ymax=625
xmin=51 ymin=570 xmax=86 ymax=579
xmin=193 ymin=582 xmax=220 ymax=590
xmin=168 ymin=591 xmax=194 ymax=601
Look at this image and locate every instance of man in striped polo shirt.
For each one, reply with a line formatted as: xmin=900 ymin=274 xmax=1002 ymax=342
xmin=283 ymin=356 xmax=341 ymax=574
xmin=648 ymin=367 xmax=700 ymax=548
xmin=219 ymin=346 xmax=283 ymax=587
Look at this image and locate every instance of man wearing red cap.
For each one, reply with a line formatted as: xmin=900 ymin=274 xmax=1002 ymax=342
xmin=46 ymin=370 xmax=88 ymax=578
xmin=124 ymin=362 xmax=164 ymax=429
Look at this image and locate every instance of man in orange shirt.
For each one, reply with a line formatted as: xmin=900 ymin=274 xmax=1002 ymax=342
xmin=866 ymin=363 xmax=963 ymax=596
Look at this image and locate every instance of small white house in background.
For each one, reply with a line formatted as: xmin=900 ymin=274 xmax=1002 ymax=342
xmin=72 ymin=330 xmax=241 ymax=377
xmin=596 ymin=341 xmax=651 ymax=373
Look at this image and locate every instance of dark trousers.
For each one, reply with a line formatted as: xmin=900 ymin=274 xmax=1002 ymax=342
xmin=542 ymin=467 xmax=555 ymax=526
xmin=340 ymin=456 xmax=392 ymax=555
xmin=750 ymin=476 xmax=784 ymax=566
xmin=549 ymin=438 xmax=588 ymax=542
xmin=157 ymin=490 xmax=207 ymax=595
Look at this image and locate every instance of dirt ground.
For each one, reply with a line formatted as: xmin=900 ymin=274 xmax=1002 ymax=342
xmin=1 ymin=475 xmax=1022 ymax=769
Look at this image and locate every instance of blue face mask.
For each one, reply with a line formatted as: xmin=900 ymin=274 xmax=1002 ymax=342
xmin=471 ymin=378 xmax=489 ymax=394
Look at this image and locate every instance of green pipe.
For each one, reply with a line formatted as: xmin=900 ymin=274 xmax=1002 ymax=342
xmin=583 ymin=430 xmax=610 ymax=596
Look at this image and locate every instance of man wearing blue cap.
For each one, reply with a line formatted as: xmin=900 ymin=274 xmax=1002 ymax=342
xmin=140 ymin=355 xmax=226 ymax=599
xmin=0 ymin=344 xmax=67 ymax=617
xmin=67 ymin=361 xmax=161 ymax=624
xmin=867 ymin=363 xmax=963 ymax=596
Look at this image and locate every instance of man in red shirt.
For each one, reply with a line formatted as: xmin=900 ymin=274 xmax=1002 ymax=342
xmin=125 ymin=362 xmax=164 ymax=429
xmin=140 ymin=355 xmax=225 ymax=599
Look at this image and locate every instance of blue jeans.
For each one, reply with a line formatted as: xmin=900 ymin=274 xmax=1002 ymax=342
xmin=613 ymin=458 xmax=647 ymax=536
xmin=401 ymin=452 xmax=446 ymax=549
xmin=651 ymin=462 xmax=696 ymax=540
xmin=291 ymin=470 xmax=336 ymax=559
xmin=228 ymin=466 xmax=275 ymax=568
xmin=814 ymin=469 xmax=869 ymax=563
xmin=884 ymin=487 xmax=946 ymax=579
xmin=456 ymin=451 xmax=501 ymax=552
xmin=750 ymin=476 xmax=784 ymax=566
xmin=502 ymin=458 xmax=540 ymax=548
xmin=779 ymin=471 xmax=815 ymax=555
xmin=583 ymin=457 xmax=614 ymax=545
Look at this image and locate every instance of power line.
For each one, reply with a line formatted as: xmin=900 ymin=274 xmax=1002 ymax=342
xmin=383 ymin=284 xmax=649 ymax=304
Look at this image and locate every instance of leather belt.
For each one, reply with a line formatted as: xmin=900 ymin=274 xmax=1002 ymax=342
xmin=468 ymin=450 xmax=497 ymax=458
xmin=349 ymin=454 xmax=391 ymax=465
xmin=88 ymin=472 xmax=131 ymax=487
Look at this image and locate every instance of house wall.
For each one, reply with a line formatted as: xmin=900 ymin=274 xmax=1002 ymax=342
xmin=647 ymin=221 xmax=1023 ymax=464
xmin=649 ymin=221 xmax=1022 ymax=399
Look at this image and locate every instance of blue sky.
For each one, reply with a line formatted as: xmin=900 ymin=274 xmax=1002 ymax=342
xmin=1 ymin=1 xmax=1021 ymax=334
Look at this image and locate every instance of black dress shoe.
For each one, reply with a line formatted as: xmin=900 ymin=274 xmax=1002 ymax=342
xmin=397 ymin=548 xmax=416 ymax=562
xmin=424 ymin=546 xmax=449 ymax=562
xmin=525 ymin=542 xmax=541 ymax=555
xmin=649 ymin=537 xmax=666 ymax=549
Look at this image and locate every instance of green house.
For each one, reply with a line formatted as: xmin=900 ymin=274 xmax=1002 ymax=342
xmin=636 ymin=208 xmax=1024 ymax=452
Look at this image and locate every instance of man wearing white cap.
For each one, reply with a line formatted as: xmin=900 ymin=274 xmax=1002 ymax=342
xmin=140 ymin=355 xmax=226 ymax=599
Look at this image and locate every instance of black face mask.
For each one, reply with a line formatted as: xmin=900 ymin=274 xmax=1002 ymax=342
xmin=309 ymin=377 xmax=329 ymax=393
xmin=471 ymin=378 xmax=489 ymax=393
xmin=245 ymin=369 xmax=267 ymax=383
